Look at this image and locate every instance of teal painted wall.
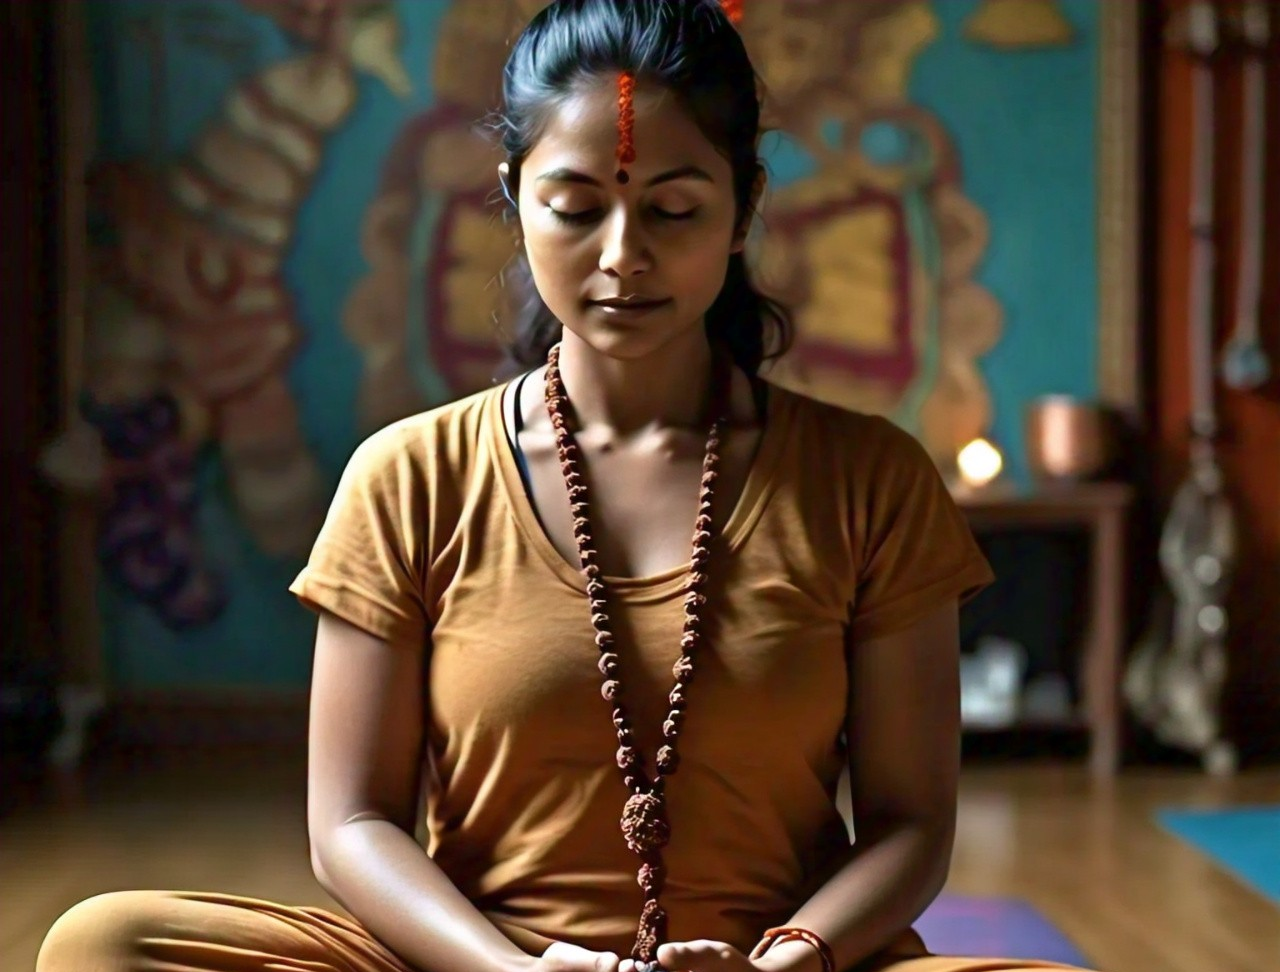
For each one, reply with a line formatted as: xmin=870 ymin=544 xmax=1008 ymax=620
xmin=86 ymin=0 xmax=1103 ymax=688
xmin=912 ymin=0 xmax=1100 ymax=481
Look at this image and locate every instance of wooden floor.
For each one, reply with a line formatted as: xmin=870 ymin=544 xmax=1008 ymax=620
xmin=3 ymin=748 xmax=1278 ymax=972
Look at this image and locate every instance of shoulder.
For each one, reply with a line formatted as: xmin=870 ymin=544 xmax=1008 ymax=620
xmin=330 ymin=385 xmax=507 ymax=522
xmin=769 ymin=383 xmax=930 ymax=476
xmin=346 ymin=383 xmax=506 ymax=480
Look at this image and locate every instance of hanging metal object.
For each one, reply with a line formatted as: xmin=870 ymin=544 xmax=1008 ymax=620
xmin=1127 ymin=439 xmax=1238 ymax=775
xmin=1220 ymin=1 xmax=1271 ymax=390
xmin=1124 ymin=0 xmax=1237 ymax=776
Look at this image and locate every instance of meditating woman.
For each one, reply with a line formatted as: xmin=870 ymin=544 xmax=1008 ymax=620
xmin=36 ymin=2 xmax=1101 ymax=970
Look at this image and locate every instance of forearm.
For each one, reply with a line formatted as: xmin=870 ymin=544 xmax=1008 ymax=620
xmin=313 ymin=817 xmax=536 ymax=972
xmin=764 ymin=818 xmax=953 ymax=972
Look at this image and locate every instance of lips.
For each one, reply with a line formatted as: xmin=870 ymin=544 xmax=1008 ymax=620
xmin=589 ymin=295 xmax=671 ymax=309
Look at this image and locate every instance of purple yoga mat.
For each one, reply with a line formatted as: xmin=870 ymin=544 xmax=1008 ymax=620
xmin=915 ymin=894 xmax=1090 ymax=967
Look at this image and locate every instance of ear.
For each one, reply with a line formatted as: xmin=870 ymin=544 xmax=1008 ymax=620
xmin=498 ymin=162 xmax=518 ymax=210
xmin=731 ymin=164 xmax=767 ymax=253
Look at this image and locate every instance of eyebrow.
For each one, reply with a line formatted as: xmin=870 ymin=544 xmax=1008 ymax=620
xmin=535 ymin=164 xmax=715 ymax=187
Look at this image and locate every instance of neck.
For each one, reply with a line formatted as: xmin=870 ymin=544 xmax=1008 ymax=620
xmin=552 ymin=327 xmax=717 ymax=436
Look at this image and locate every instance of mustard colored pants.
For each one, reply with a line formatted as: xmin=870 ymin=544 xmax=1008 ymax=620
xmin=36 ymin=891 xmax=1096 ymax=972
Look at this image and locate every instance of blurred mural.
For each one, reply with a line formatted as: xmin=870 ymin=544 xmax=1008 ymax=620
xmin=49 ymin=0 xmax=1101 ymax=686
xmin=744 ymin=0 xmax=1002 ymax=463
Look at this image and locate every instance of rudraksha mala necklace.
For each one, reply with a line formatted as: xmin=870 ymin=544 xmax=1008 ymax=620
xmin=543 ymin=344 xmax=730 ymax=970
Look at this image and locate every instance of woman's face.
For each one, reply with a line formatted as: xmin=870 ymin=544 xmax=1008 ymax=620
xmin=510 ymin=78 xmax=746 ymax=361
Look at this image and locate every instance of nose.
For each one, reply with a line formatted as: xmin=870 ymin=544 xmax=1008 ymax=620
xmin=598 ymin=207 xmax=652 ymax=278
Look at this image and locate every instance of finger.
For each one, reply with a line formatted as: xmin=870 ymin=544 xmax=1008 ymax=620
xmin=658 ymin=940 xmax=738 ymax=970
xmin=542 ymin=943 xmax=620 ymax=972
xmin=619 ymin=960 xmax=636 ymax=972
xmin=542 ymin=943 xmax=582 ymax=972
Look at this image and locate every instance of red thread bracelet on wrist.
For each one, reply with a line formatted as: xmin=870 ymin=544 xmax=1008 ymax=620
xmin=749 ymin=927 xmax=836 ymax=972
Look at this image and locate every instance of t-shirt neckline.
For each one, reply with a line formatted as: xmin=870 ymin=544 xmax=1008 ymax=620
xmin=486 ymin=375 xmax=792 ymax=600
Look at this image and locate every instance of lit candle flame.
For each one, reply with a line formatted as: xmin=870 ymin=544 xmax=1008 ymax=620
xmin=957 ymin=438 xmax=1003 ymax=488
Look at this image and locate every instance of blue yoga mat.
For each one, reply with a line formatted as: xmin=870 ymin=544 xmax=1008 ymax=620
xmin=1158 ymin=805 xmax=1280 ymax=905
xmin=916 ymin=894 xmax=1090 ymax=966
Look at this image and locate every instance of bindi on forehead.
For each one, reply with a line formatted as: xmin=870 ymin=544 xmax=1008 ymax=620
xmin=615 ymin=72 xmax=637 ymax=184
xmin=524 ymin=80 xmax=727 ymax=191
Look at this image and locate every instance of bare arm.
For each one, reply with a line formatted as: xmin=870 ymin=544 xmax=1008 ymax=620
xmin=640 ymin=604 xmax=961 ymax=972
xmin=309 ymin=612 xmax=622 ymax=972
xmin=748 ymin=602 xmax=961 ymax=972
xmin=307 ymin=611 xmax=532 ymax=972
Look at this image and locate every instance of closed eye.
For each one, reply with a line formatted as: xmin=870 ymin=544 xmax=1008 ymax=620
xmin=548 ymin=207 xmax=603 ymax=226
xmin=547 ymin=206 xmax=699 ymax=226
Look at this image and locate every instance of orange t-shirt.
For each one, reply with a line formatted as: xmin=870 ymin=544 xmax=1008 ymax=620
xmin=290 ymin=380 xmax=993 ymax=957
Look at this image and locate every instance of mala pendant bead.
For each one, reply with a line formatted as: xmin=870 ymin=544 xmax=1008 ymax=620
xmin=621 ymin=792 xmax=670 ymax=853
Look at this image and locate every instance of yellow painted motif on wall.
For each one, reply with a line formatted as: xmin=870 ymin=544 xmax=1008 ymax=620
xmin=965 ymin=0 xmax=1075 ymax=49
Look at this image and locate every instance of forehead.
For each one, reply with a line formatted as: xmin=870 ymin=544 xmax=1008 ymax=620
xmin=523 ymin=77 xmax=729 ymax=179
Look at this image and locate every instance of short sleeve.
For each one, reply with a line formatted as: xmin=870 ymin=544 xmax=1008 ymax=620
xmin=289 ymin=424 xmax=430 ymax=648
xmin=849 ymin=417 xmax=994 ymax=641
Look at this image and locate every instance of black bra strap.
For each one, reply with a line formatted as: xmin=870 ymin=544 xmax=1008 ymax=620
xmin=511 ymin=370 xmax=535 ymax=498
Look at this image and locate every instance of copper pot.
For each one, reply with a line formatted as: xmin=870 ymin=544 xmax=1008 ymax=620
xmin=1025 ymin=396 xmax=1111 ymax=481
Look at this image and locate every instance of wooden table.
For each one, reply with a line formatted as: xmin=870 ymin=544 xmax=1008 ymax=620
xmin=955 ymin=481 xmax=1134 ymax=777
